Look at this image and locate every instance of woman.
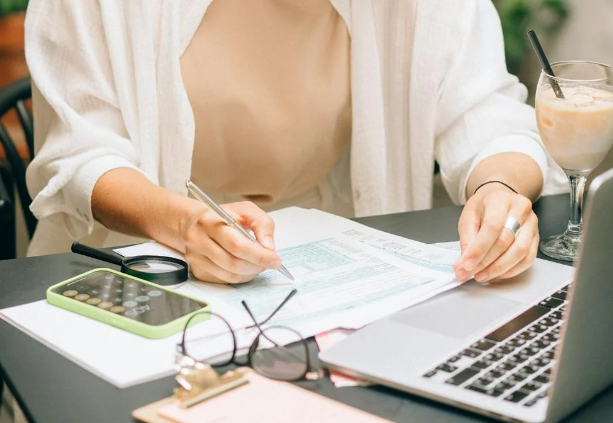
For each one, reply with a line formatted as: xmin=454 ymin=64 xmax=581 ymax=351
xmin=24 ymin=0 xmax=565 ymax=284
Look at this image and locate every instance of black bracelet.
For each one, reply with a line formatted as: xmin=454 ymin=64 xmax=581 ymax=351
xmin=473 ymin=180 xmax=518 ymax=196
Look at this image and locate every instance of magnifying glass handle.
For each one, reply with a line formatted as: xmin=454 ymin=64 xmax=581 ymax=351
xmin=71 ymin=242 xmax=124 ymax=267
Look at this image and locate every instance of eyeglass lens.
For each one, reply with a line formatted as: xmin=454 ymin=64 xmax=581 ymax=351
xmin=183 ymin=314 xmax=236 ymax=366
xmin=250 ymin=326 xmax=309 ymax=381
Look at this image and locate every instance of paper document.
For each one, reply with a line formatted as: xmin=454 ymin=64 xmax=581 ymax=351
xmin=0 ymin=207 xmax=461 ymax=388
xmin=118 ymin=208 xmax=461 ymax=333
xmin=434 ymin=241 xmax=462 ymax=251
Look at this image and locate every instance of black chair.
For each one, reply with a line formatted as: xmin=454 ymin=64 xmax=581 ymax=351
xmin=0 ymin=161 xmax=13 ymax=221
xmin=0 ymin=160 xmax=16 ymax=259
xmin=0 ymin=76 xmax=35 ymax=260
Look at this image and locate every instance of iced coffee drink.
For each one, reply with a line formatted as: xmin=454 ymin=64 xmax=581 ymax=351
xmin=536 ymin=85 xmax=613 ymax=172
xmin=535 ymin=61 xmax=613 ymax=261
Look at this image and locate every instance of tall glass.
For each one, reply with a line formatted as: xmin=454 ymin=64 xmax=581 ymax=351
xmin=536 ymin=61 xmax=613 ymax=261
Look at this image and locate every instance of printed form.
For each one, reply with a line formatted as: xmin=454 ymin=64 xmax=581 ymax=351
xmin=119 ymin=207 xmax=461 ymax=337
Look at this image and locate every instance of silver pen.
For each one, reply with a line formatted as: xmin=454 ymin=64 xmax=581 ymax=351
xmin=185 ymin=180 xmax=294 ymax=281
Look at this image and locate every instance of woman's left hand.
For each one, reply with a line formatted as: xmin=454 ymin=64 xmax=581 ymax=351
xmin=454 ymin=184 xmax=539 ymax=283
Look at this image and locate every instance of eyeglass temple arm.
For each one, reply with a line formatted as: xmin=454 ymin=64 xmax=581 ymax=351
xmin=242 ymin=294 xmax=316 ymax=374
xmin=242 ymin=300 xmax=291 ymax=349
xmin=246 ymin=289 xmax=298 ymax=328
xmin=241 ymin=301 xmax=266 ymax=334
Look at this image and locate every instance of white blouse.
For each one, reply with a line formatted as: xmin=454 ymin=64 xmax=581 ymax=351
xmin=24 ymin=0 xmax=567 ymax=256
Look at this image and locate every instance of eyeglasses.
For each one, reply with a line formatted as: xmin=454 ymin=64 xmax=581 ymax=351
xmin=176 ymin=289 xmax=323 ymax=382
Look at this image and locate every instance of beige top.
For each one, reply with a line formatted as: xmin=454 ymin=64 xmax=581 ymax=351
xmin=181 ymin=0 xmax=352 ymax=212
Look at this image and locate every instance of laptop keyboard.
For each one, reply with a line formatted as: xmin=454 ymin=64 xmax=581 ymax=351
xmin=422 ymin=284 xmax=569 ymax=408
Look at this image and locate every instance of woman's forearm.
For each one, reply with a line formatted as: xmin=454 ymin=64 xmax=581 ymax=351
xmin=465 ymin=152 xmax=543 ymax=202
xmin=92 ymin=167 xmax=281 ymax=284
xmin=91 ymin=168 xmax=202 ymax=253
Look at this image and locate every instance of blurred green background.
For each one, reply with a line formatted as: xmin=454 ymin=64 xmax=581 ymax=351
xmin=493 ymin=0 xmax=569 ymax=76
xmin=0 ymin=0 xmax=27 ymax=16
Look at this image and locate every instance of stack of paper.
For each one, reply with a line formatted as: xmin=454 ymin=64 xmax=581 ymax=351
xmin=0 ymin=207 xmax=461 ymax=388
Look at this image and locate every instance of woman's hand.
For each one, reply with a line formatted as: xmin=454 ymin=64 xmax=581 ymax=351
xmin=180 ymin=201 xmax=282 ymax=284
xmin=92 ymin=169 xmax=280 ymax=284
xmin=454 ymin=184 xmax=539 ymax=283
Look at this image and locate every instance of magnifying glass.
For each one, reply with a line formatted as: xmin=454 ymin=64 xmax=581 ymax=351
xmin=71 ymin=242 xmax=189 ymax=286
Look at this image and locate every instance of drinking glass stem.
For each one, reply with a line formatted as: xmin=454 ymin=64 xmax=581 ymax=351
xmin=566 ymin=173 xmax=587 ymax=238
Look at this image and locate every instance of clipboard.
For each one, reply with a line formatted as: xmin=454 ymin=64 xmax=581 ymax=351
xmin=133 ymin=370 xmax=393 ymax=423
xmin=132 ymin=397 xmax=178 ymax=423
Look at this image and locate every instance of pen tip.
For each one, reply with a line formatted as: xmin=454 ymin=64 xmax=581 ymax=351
xmin=279 ymin=266 xmax=295 ymax=281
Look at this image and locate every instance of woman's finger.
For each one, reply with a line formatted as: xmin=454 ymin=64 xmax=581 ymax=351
xmin=189 ymin=254 xmax=259 ymax=284
xmin=457 ymin=193 xmax=509 ymax=275
xmin=187 ymin=235 xmax=266 ymax=276
xmin=225 ymin=201 xmax=277 ymax=250
xmin=492 ymin=234 xmax=540 ymax=281
xmin=183 ymin=203 xmax=278 ymax=278
xmin=474 ymin=213 xmax=538 ymax=282
xmin=210 ymin=224 xmax=280 ymax=269
xmin=455 ymin=202 xmax=481 ymax=281
xmin=195 ymin=202 xmax=279 ymax=269
xmin=469 ymin=224 xmax=515 ymax=277
xmin=470 ymin=196 xmax=534 ymax=275
xmin=457 ymin=201 xmax=481 ymax=258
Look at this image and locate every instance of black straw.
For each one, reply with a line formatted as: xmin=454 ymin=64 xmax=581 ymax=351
xmin=527 ymin=29 xmax=565 ymax=99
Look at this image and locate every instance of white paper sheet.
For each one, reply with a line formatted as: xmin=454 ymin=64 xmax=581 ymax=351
xmin=0 ymin=207 xmax=462 ymax=388
xmin=117 ymin=208 xmax=462 ymax=332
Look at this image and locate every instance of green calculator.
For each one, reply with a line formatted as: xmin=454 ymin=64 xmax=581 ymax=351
xmin=47 ymin=268 xmax=210 ymax=339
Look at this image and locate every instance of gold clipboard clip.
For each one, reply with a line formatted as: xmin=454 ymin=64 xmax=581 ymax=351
xmin=174 ymin=358 xmax=249 ymax=408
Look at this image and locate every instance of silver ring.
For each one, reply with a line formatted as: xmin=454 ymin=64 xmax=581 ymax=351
xmin=503 ymin=216 xmax=521 ymax=236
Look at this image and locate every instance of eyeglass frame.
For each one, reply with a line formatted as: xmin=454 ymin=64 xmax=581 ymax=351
xmin=176 ymin=288 xmax=323 ymax=382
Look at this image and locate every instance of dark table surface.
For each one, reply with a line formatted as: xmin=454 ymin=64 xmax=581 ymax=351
xmin=2 ymin=194 xmax=613 ymax=423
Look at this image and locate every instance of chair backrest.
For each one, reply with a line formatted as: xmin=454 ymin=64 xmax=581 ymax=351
xmin=0 ymin=76 xmax=36 ymax=239
xmin=0 ymin=160 xmax=16 ymax=259
xmin=0 ymin=161 xmax=14 ymax=222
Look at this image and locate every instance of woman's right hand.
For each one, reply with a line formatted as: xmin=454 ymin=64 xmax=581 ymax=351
xmin=92 ymin=169 xmax=279 ymax=284
xmin=180 ymin=201 xmax=282 ymax=284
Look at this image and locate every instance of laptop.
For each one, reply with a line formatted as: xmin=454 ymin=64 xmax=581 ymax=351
xmin=319 ymin=167 xmax=613 ymax=423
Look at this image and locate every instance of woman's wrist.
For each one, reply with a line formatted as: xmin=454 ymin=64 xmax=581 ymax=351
xmin=465 ymin=153 xmax=543 ymax=201
xmin=469 ymin=180 xmax=532 ymax=206
xmin=92 ymin=168 xmax=205 ymax=252
xmin=473 ymin=180 xmax=518 ymax=196
xmin=154 ymin=192 xmax=207 ymax=254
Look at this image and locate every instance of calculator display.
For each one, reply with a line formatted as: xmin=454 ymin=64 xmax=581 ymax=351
xmin=50 ymin=271 xmax=207 ymax=326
